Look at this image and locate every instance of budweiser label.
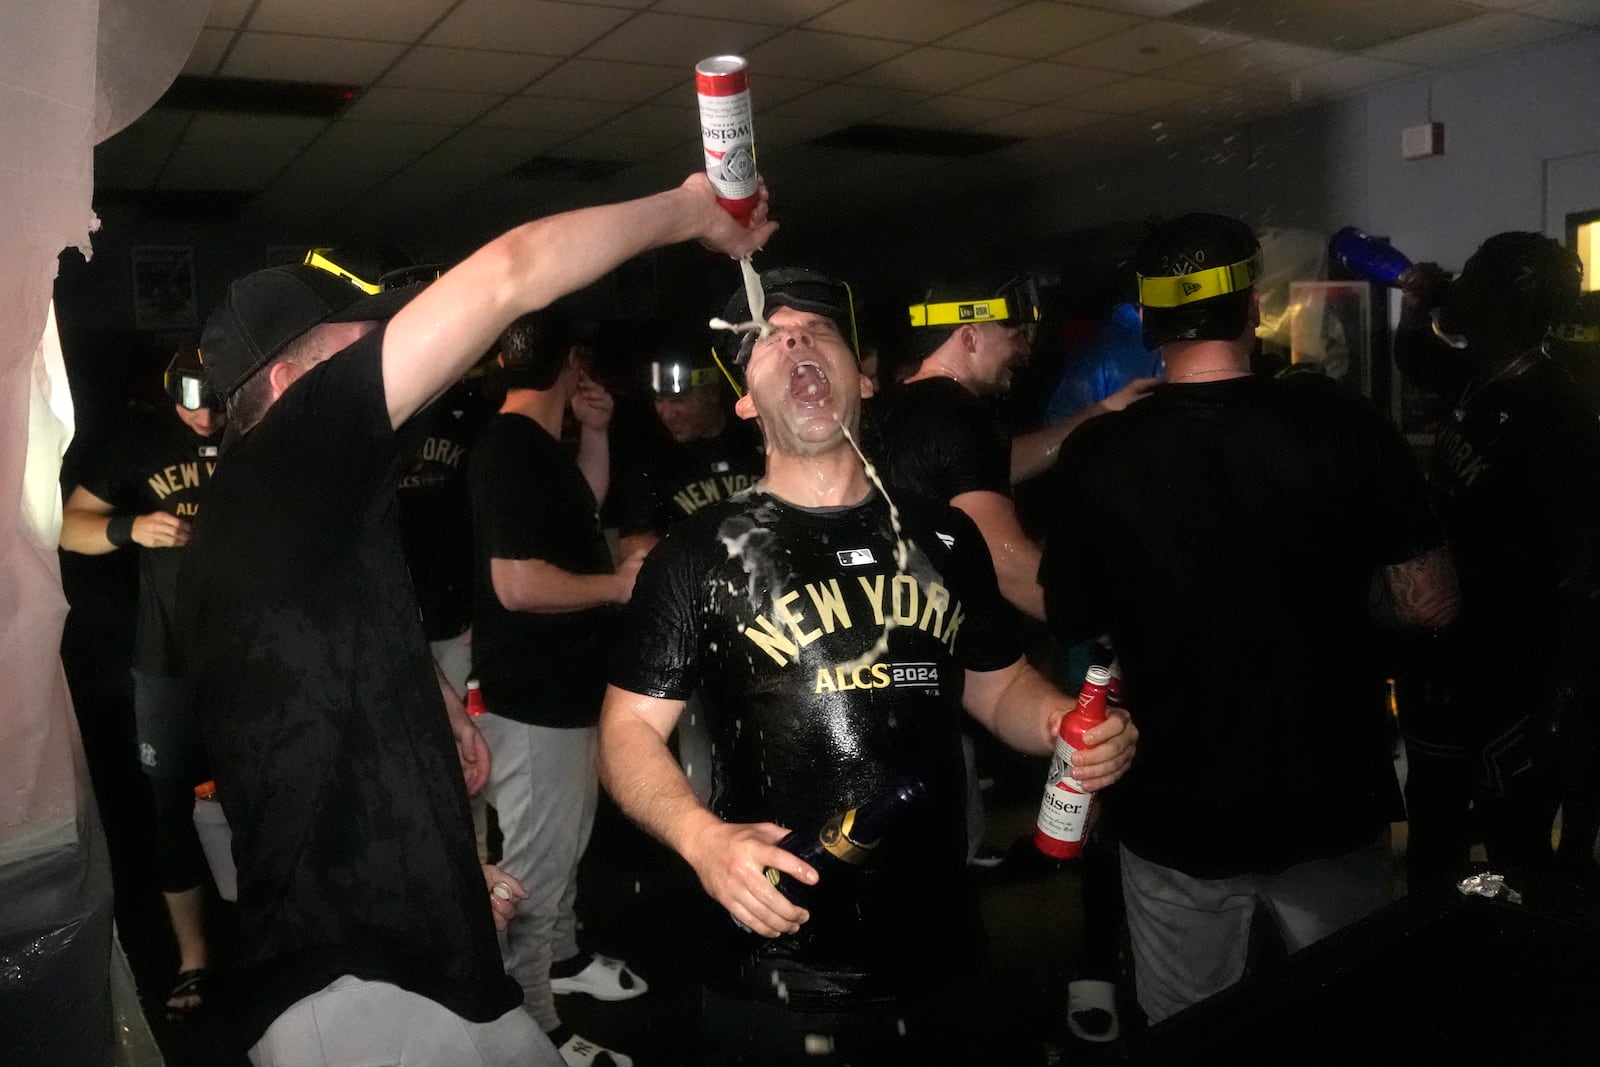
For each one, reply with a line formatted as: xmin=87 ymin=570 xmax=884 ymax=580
xmin=1036 ymin=736 xmax=1090 ymax=844
xmin=698 ymin=92 xmax=757 ymax=199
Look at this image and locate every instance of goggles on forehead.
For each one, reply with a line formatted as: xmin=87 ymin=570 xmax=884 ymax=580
xmin=713 ymin=269 xmax=860 ymax=398
xmin=165 ymin=349 xmax=216 ymax=411
xmin=907 ymin=275 xmax=1041 ymax=340
xmin=651 ymin=358 xmax=721 ymax=395
xmin=304 ymin=248 xmax=443 ymax=294
xmin=1137 ymin=250 xmax=1263 ymax=309
xmin=1552 ymin=322 xmax=1600 ymax=344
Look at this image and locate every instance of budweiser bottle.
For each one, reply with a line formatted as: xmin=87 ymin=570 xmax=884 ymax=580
xmin=1034 ymin=666 xmax=1111 ymax=859
xmin=762 ymin=776 xmax=927 ymax=912
xmin=465 ymin=678 xmax=486 ymax=717
xmin=694 ymin=55 xmax=759 ymax=222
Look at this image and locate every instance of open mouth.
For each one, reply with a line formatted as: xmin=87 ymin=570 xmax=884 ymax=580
xmin=788 ymin=359 xmax=832 ymax=405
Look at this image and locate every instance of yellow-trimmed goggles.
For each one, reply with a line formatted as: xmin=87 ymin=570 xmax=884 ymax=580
xmin=1138 ymin=250 xmax=1263 ymax=308
xmin=907 ymin=276 xmax=1041 ymax=341
xmin=713 ymin=270 xmax=860 ymax=398
xmin=1552 ymin=322 xmax=1600 ymax=344
xmin=165 ymin=348 xmax=216 ymax=411
xmin=304 ymin=249 xmax=442 ymax=294
xmin=651 ymin=360 xmax=721 ymax=395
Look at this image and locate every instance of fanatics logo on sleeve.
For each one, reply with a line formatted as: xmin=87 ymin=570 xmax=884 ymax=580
xmin=837 ymin=548 xmax=876 ymax=567
xmin=936 ymin=531 xmax=955 ymax=549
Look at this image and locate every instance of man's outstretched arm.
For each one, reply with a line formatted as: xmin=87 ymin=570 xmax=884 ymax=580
xmin=382 ymin=176 xmax=776 ymax=429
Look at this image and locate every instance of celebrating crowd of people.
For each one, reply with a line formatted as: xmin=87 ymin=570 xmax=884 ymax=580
xmin=59 ymin=171 xmax=1600 ymax=1066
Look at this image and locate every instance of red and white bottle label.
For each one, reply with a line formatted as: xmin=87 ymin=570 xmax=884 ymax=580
xmin=1035 ymin=738 xmax=1090 ymax=847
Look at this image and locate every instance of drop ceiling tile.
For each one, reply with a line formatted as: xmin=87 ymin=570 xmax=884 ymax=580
xmin=222 ymin=32 xmax=407 ymax=83
xmin=1070 ymin=0 xmax=1214 ymax=13
xmin=427 ymin=0 xmax=635 ymax=56
xmin=206 ymin=0 xmax=255 ymax=29
xmin=1067 ymin=74 xmax=1213 ymax=113
xmin=316 ymin=119 xmax=457 ymax=154
xmin=745 ymin=30 xmax=913 ymax=79
xmin=293 ymin=137 xmax=426 ymax=174
xmin=731 ymin=73 xmax=826 ymax=106
xmin=880 ymin=95 xmax=1025 ymax=129
xmin=1055 ymin=20 xmax=1249 ymax=73
xmin=1285 ymin=55 xmax=1419 ymax=97
xmin=935 ymin=2 xmax=1139 ymax=58
xmin=432 ymin=125 xmax=570 ymax=162
xmin=96 ymin=136 xmax=177 ymax=190
xmin=342 ymin=86 xmax=502 ymax=125
xmin=1159 ymin=39 xmax=1344 ymax=86
xmin=478 ymin=96 xmax=631 ymax=131
xmin=652 ymin=0 xmax=840 ymax=26
xmin=557 ymin=130 xmax=676 ymax=162
xmin=749 ymin=112 xmax=837 ymax=148
xmin=158 ymin=141 xmax=300 ymax=190
xmin=183 ymin=114 xmax=330 ymax=147
xmin=394 ymin=152 xmax=507 ymax=184
xmin=382 ymin=48 xmax=558 ymax=94
xmin=579 ymin=13 xmax=777 ymax=67
xmin=183 ymin=28 xmax=233 ymax=76
xmin=525 ymin=59 xmax=685 ymax=102
xmin=247 ymin=0 xmax=459 ymax=42
xmin=981 ymin=104 xmax=1103 ymax=136
xmin=804 ymin=0 xmax=1017 ymax=44
xmin=1366 ymin=12 xmax=1576 ymax=63
xmin=1170 ymin=0 xmax=1484 ymax=52
xmin=1520 ymin=0 xmax=1600 ymax=23
xmin=958 ymin=61 xmax=1124 ymax=103
xmin=845 ymin=47 xmax=1024 ymax=93
xmin=1461 ymin=0 xmax=1540 ymax=8
xmin=1156 ymin=85 xmax=1286 ymax=125
xmin=768 ymin=83 xmax=928 ymax=123
xmin=593 ymin=104 xmax=701 ymax=144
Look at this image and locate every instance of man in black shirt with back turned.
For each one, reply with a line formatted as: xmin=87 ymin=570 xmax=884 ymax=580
xmin=468 ymin=307 xmax=645 ymax=1067
xmin=1394 ymin=233 xmax=1600 ymax=881
xmin=178 ymin=176 xmax=774 ymax=1067
xmin=598 ymin=269 xmax=1138 ymax=1066
xmin=1038 ymin=214 xmax=1460 ymax=1025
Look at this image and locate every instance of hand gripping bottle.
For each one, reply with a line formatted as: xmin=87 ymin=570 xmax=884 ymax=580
xmin=465 ymin=678 xmax=486 ymax=717
xmin=695 ymin=55 xmax=760 ymax=222
xmin=1329 ymin=227 xmax=1414 ymax=287
xmin=1034 ymin=666 xmax=1111 ymax=859
xmin=762 ymin=776 xmax=928 ymax=913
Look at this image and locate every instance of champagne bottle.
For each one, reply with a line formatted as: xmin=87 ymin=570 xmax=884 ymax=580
xmin=762 ymin=776 xmax=928 ymax=912
xmin=1329 ymin=227 xmax=1414 ymax=287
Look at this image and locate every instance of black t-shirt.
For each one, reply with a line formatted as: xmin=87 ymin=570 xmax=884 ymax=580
xmin=1039 ymin=376 xmax=1443 ymax=878
xmin=1427 ymin=355 xmax=1600 ymax=692
xmin=608 ymin=418 xmax=764 ymax=537
xmin=469 ymin=412 xmax=616 ymax=726
xmin=865 ymin=377 xmax=1011 ymax=502
xmin=397 ymin=381 xmax=491 ymax=641
xmin=610 ymin=488 xmax=1019 ymax=1006
xmin=178 ymin=331 xmax=519 ymax=1045
xmin=79 ymin=407 xmax=222 ymax=675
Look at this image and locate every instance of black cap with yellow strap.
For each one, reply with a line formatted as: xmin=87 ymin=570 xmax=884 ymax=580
xmin=303 ymin=245 xmax=443 ymax=295
xmin=1137 ymin=248 xmax=1263 ymax=309
xmin=1134 ymin=213 xmax=1262 ymax=348
xmin=906 ymin=274 xmax=1042 ymax=340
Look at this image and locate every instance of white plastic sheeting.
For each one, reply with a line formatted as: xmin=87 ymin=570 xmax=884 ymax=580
xmin=1 ymin=3 xmax=203 ymax=1063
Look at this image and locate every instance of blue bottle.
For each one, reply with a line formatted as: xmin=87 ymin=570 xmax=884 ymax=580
xmin=1329 ymin=227 xmax=1413 ymax=286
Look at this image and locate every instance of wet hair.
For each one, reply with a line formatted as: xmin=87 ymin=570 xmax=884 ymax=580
xmin=498 ymin=305 xmax=575 ymax=391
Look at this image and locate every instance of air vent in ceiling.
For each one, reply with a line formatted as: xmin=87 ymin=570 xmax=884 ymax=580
xmin=506 ymin=157 xmax=633 ymax=182
xmin=156 ymin=75 xmax=359 ymax=117
xmin=808 ymin=123 xmax=1024 ymax=157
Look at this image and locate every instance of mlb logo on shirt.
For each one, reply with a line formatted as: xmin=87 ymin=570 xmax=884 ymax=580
xmin=837 ymin=548 xmax=876 ymax=567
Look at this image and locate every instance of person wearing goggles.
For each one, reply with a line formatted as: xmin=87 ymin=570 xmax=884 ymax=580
xmin=60 ymin=344 xmax=226 ymax=1022
xmin=597 ymin=266 xmax=1138 ymax=1066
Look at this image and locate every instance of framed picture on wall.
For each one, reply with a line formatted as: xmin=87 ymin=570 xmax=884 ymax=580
xmin=132 ymin=245 xmax=198 ymax=331
xmin=1289 ymin=280 xmax=1371 ymax=395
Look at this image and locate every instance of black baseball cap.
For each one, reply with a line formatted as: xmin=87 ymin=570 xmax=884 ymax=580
xmin=1135 ymin=213 xmax=1261 ymax=348
xmin=712 ymin=268 xmax=858 ymax=393
xmin=201 ymin=264 xmax=421 ymax=402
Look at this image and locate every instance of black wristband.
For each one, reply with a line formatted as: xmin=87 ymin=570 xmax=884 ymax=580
xmin=105 ymin=514 xmax=135 ymax=547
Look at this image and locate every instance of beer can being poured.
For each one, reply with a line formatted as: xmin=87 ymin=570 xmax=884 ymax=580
xmin=695 ymin=55 xmax=759 ymax=222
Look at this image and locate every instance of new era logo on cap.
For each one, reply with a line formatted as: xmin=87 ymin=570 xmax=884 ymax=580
xmin=1182 ymin=281 xmax=1203 ymax=297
